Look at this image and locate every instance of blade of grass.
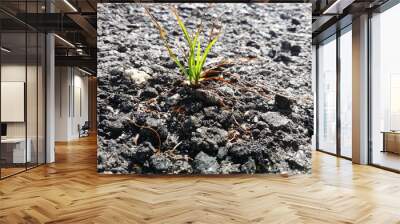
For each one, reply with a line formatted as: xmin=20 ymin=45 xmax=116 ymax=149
xmin=191 ymin=24 xmax=203 ymax=81
xmin=198 ymin=34 xmax=220 ymax=76
xmin=196 ymin=39 xmax=201 ymax=73
xmin=165 ymin=42 xmax=187 ymax=77
xmin=144 ymin=5 xmax=188 ymax=78
xmin=145 ymin=4 xmax=222 ymax=86
xmin=171 ymin=6 xmax=192 ymax=46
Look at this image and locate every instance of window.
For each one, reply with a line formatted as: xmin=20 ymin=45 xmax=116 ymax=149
xmin=317 ymin=35 xmax=337 ymax=154
xmin=339 ymin=27 xmax=352 ymax=158
xmin=0 ymin=1 xmax=47 ymax=179
xmin=370 ymin=3 xmax=400 ymax=171
xmin=316 ymin=25 xmax=353 ymax=159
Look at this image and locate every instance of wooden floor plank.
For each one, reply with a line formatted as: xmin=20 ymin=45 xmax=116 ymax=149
xmin=0 ymin=135 xmax=400 ymax=223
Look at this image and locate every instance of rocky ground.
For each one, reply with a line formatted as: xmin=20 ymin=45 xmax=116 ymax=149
xmin=97 ymin=3 xmax=313 ymax=175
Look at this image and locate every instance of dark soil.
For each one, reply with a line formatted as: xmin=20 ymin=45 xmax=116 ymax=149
xmin=97 ymin=3 xmax=313 ymax=175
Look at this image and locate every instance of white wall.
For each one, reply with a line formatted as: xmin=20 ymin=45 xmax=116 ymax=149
xmin=1 ymin=64 xmax=42 ymax=137
xmin=1 ymin=64 xmax=26 ymax=139
xmin=352 ymin=14 xmax=369 ymax=164
xmin=46 ymin=33 xmax=55 ymax=163
xmin=55 ymin=67 xmax=89 ymax=141
xmin=55 ymin=66 xmax=70 ymax=141
xmin=312 ymin=45 xmax=316 ymax=150
xmin=72 ymin=73 xmax=89 ymax=138
xmin=1 ymin=63 xmax=46 ymax=164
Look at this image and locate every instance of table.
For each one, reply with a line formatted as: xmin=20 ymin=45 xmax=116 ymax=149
xmin=1 ymin=138 xmax=31 ymax=163
xmin=382 ymin=131 xmax=400 ymax=154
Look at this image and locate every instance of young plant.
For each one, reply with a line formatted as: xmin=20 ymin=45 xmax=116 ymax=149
xmin=145 ymin=6 xmax=222 ymax=86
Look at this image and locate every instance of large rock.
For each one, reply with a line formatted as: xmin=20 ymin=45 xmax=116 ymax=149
xmin=135 ymin=142 xmax=156 ymax=162
xmin=140 ymin=87 xmax=158 ymax=99
xmin=190 ymin=127 xmax=228 ymax=156
xmin=192 ymin=89 xmax=224 ymax=107
xmin=240 ymin=158 xmax=257 ymax=174
xmin=261 ymin=112 xmax=290 ymax=129
xmin=150 ymin=154 xmax=173 ymax=173
xmin=172 ymin=160 xmax=193 ymax=174
xmin=107 ymin=119 xmax=124 ymax=138
xmin=125 ymin=68 xmax=151 ymax=84
xmin=220 ymin=160 xmax=241 ymax=174
xmin=194 ymin=151 xmax=220 ymax=174
xmin=275 ymin=94 xmax=293 ymax=111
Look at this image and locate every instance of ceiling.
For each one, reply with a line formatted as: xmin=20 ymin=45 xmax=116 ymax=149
xmin=0 ymin=0 xmax=393 ymax=75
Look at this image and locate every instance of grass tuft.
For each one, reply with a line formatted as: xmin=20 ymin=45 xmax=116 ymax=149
xmin=144 ymin=6 xmax=222 ymax=86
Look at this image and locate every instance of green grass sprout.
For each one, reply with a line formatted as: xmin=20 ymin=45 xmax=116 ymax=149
xmin=144 ymin=6 xmax=222 ymax=86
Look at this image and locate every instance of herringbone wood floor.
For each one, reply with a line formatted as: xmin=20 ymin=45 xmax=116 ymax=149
xmin=1 ymin=135 xmax=400 ymax=224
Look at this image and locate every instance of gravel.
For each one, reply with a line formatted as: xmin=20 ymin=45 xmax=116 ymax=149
xmin=97 ymin=3 xmax=313 ymax=175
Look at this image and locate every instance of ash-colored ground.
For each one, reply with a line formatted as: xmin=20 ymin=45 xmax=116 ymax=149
xmin=97 ymin=3 xmax=313 ymax=175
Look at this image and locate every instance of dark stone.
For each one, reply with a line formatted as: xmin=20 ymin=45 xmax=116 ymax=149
xmin=268 ymin=49 xmax=276 ymax=58
xmin=98 ymin=152 xmax=107 ymax=164
xmin=241 ymin=158 xmax=256 ymax=174
xmin=183 ymin=116 xmax=201 ymax=132
xmin=138 ymin=127 xmax=161 ymax=148
xmin=163 ymin=133 xmax=179 ymax=150
xmin=185 ymin=101 xmax=204 ymax=114
xmin=217 ymin=147 xmax=228 ymax=159
xmin=140 ymin=87 xmax=158 ymax=99
xmin=287 ymin=150 xmax=309 ymax=170
xmin=281 ymin=41 xmax=291 ymax=52
xmin=269 ymin=30 xmax=277 ymax=38
xmin=133 ymin=111 xmax=147 ymax=126
xmin=194 ymin=151 xmax=220 ymax=174
xmin=291 ymin=18 xmax=300 ymax=25
xmin=280 ymin=14 xmax=290 ymax=20
xmin=190 ymin=127 xmax=228 ymax=156
xmin=217 ymin=86 xmax=235 ymax=96
xmin=110 ymin=67 xmax=124 ymax=77
xmin=275 ymin=94 xmax=293 ymax=111
xmin=135 ymin=142 xmax=156 ymax=162
xmin=111 ymin=167 xmax=126 ymax=174
xmin=246 ymin=40 xmax=260 ymax=49
xmin=171 ymin=30 xmax=179 ymax=36
xmin=164 ymin=61 xmax=177 ymax=69
xmin=229 ymin=144 xmax=251 ymax=162
xmin=287 ymin=27 xmax=296 ymax=32
xmin=240 ymin=19 xmax=249 ymax=24
xmin=130 ymin=163 xmax=143 ymax=174
xmin=166 ymin=93 xmax=181 ymax=106
xmin=290 ymin=45 xmax=301 ymax=56
xmin=229 ymin=143 xmax=263 ymax=164
xmin=203 ymin=106 xmax=219 ymax=118
xmin=150 ymin=154 xmax=173 ymax=173
xmin=274 ymin=54 xmax=292 ymax=64
xmin=192 ymin=89 xmax=224 ymax=107
xmin=252 ymin=129 xmax=261 ymax=139
xmin=261 ymin=112 xmax=290 ymax=129
xmin=119 ymin=101 xmax=134 ymax=113
xmin=118 ymin=45 xmax=128 ymax=53
xmin=120 ymin=145 xmax=137 ymax=160
xmin=220 ymin=160 xmax=241 ymax=174
xmin=145 ymin=117 xmax=161 ymax=128
xmin=108 ymin=120 xmax=124 ymax=138
xmin=172 ymin=160 xmax=193 ymax=174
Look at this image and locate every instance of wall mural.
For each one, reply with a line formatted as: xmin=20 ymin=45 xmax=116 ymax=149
xmin=97 ymin=3 xmax=313 ymax=175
